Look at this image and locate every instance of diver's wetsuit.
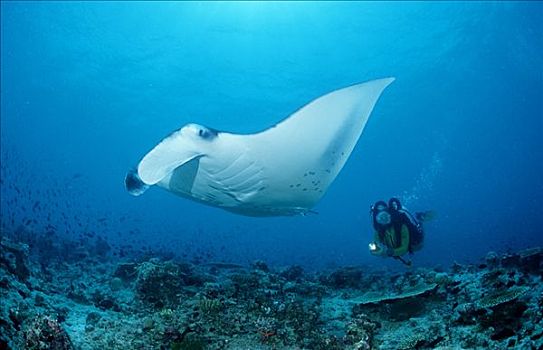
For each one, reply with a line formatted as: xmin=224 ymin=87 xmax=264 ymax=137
xmin=371 ymin=207 xmax=424 ymax=257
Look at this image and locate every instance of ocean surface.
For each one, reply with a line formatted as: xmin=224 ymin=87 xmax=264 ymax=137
xmin=1 ymin=1 xmax=542 ymax=270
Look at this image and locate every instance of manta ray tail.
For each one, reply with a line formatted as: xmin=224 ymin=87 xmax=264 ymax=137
xmin=125 ymin=168 xmax=149 ymax=196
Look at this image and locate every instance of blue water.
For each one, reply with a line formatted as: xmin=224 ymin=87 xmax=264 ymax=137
xmin=1 ymin=2 xmax=542 ymax=270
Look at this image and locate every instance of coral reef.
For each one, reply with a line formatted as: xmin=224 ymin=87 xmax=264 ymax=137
xmin=475 ymin=285 xmax=530 ymax=309
xmin=134 ymin=259 xmax=187 ymax=308
xmin=1 ymin=234 xmax=543 ymax=349
xmin=23 ymin=315 xmax=74 ymax=350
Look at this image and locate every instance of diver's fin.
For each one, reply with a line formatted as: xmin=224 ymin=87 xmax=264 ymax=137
xmin=416 ymin=210 xmax=436 ymax=222
xmin=394 ymin=256 xmax=412 ymax=267
xmin=125 ymin=168 xmax=150 ymax=196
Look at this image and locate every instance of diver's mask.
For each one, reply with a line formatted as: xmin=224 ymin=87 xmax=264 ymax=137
xmin=376 ymin=210 xmax=392 ymax=225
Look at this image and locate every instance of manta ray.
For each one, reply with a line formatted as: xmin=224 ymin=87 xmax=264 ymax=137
xmin=125 ymin=77 xmax=394 ymax=216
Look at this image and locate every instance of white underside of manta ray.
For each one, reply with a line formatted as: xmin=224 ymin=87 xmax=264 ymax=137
xmin=125 ymin=77 xmax=395 ymax=217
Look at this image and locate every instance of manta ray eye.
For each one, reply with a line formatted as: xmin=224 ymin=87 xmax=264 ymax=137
xmin=197 ymin=127 xmax=217 ymax=140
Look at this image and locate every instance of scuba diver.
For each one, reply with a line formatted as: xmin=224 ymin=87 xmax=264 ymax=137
xmin=368 ymin=197 xmax=431 ymax=266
